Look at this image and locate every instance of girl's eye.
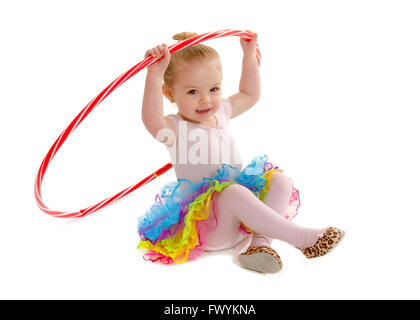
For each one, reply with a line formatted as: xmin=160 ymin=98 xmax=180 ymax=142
xmin=187 ymin=87 xmax=219 ymax=94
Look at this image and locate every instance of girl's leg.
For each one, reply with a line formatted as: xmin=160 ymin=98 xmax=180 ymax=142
xmin=205 ymin=191 xmax=245 ymax=250
xmin=250 ymin=172 xmax=293 ymax=247
xmin=211 ymin=183 xmax=325 ymax=250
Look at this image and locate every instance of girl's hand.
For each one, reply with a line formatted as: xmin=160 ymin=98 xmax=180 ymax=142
xmin=145 ymin=43 xmax=171 ymax=74
xmin=240 ymin=30 xmax=258 ymax=56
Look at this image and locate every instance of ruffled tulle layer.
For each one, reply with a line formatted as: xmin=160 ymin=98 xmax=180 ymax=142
xmin=137 ymin=154 xmax=300 ymax=264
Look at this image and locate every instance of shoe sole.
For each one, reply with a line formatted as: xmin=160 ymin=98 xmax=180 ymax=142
xmin=329 ymin=229 xmax=345 ymax=254
xmin=238 ymin=252 xmax=282 ymax=274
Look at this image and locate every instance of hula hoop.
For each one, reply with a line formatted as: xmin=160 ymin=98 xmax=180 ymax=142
xmin=34 ymin=29 xmax=261 ymax=218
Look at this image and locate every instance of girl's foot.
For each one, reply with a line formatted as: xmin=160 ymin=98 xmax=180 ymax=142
xmin=301 ymin=227 xmax=345 ymax=259
xmin=238 ymin=246 xmax=283 ymax=273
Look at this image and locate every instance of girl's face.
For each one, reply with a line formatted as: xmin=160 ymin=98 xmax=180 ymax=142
xmin=164 ymin=57 xmax=222 ymax=124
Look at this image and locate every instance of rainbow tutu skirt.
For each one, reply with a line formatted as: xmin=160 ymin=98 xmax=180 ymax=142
xmin=137 ymin=154 xmax=300 ymax=264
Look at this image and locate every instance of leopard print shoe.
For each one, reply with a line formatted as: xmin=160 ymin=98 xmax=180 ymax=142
xmin=238 ymin=246 xmax=283 ymax=273
xmin=301 ymin=227 xmax=345 ymax=259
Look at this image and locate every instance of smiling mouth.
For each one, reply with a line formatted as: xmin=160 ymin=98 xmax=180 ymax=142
xmin=195 ymin=107 xmax=212 ymax=113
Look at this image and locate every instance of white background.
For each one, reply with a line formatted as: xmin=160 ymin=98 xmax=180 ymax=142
xmin=1 ymin=0 xmax=419 ymax=299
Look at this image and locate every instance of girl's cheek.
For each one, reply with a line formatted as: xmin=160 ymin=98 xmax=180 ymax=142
xmin=214 ymin=96 xmax=222 ymax=107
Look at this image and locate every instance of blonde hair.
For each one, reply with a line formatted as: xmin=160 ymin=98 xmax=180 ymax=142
xmin=163 ymin=32 xmax=221 ymax=89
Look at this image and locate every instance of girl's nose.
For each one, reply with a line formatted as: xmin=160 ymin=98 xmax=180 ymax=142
xmin=199 ymin=95 xmax=210 ymax=104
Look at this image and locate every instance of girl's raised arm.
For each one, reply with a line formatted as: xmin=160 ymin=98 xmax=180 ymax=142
xmin=142 ymin=44 xmax=175 ymax=144
xmin=229 ymin=32 xmax=261 ymax=118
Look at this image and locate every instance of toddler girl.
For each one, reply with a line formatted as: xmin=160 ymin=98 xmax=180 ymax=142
xmin=137 ymin=31 xmax=344 ymax=273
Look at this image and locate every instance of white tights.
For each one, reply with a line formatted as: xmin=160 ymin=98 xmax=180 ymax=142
xmin=206 ymin=172 xmax=326 ymax=250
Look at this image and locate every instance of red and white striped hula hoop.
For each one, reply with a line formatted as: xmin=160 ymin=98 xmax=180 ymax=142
xmin=34 ymin=29 xmax=261 ymax=218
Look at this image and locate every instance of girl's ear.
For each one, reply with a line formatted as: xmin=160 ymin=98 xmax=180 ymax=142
xmin=162 ymin=84 xmax=175 ymax=103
